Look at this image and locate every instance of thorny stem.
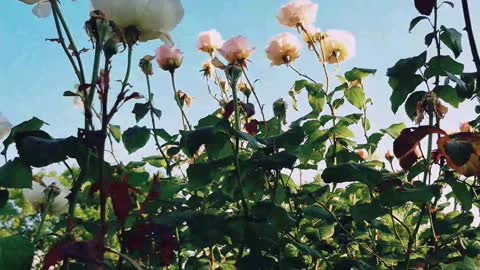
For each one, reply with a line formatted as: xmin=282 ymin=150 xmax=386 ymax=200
xmin=169 ymin=71 xmax=192 ymax=131
xmin=241 ymin=66 xmax=269 ymax=136
xmin=461 ymin=0 xmax=480 ymax=91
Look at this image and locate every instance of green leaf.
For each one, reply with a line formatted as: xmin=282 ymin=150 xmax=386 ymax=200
xmin=409 ymin=16 xmax=429 ymax=33
xmin=424 ymin=55 xmax=464 ymax=79
xmin=63 ymin=91 xmax=79 ymax=97
xmin=441 ymin=257 xmax=478 ymax=270
xmin=306 ymin=83 xmax=325 ymax=113
xmin=443 ymin=176 xmax=472 ymax=211
xmin=442 ymin=1 xmax=454 ymax=8
xmin=153 ymin=128 xmax=177 ymax=142
xmin=387 ymin=51 xmax=427 ymax=78
xmin=122 ymin=126 xmax=150 ymax=154
xmin=254 ymin=151 xmax=297 ymax=170
xmin=0 ymin=190 xmax=8 ymax=208
xmin=344 ymin=68 xmax=376 ymax=81
xmin=0 ymin=235 xmax=34 ymax=270
xmin=379 ymin=185 xmax=438 ymax=207
xmin=440 ymin=26 xmax=462 ymax=58
xmin=143 ymin=155 xmax=168 ymax=168
xmin=318 ymin=223 xmax=335 ymax=240
xmin=434 ymin=85 xmax=460 ymax=108
xmin=351 ymin=202 xmax=389 ymax=221
xmin=2 ymin=117 xmax=46 ymax=156
xmin=389 ymin=75 xmax=424 ymax=113
xmin=381 ymin=123 xmax=406 ymax=139
xmin=405 ymin=91 xmax=427 ymax=121
xmin=0 ymin=158 xmax=32 ymax=189
xmin=155 ymin=178 xmax=186 ymax=200
xmin=132 ymin=102 xmax=149 ymax=123
xmin=152 ymin=107 xmax=162 ymax=120
xmin=109 ymin=125 xmax=122 ymax=143
xmin=322 ymin=163 xmax=383 ymax=187
xmin=425 ymin=32 xmax=436 ymax=46
xmin=345 ymin=86 xmax=366 ymax=109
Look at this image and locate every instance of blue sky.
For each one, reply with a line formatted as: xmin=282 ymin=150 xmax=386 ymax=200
xmin=2 ymin=0 xmax=480 ymax=167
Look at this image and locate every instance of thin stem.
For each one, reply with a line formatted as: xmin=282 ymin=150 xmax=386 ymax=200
xmin=51 ymin=0 xmax=85 ymax=83
xmin=50 ymin=1 xmax=82 ymax=83
xmin=86 ymin=38 xmax=103 ymax=128
xmin=288 ymin=64 xmax=318 ymax=84
xmin=423 ymin=115 xmax=434 ymax=184
xmin=405 ymin=205 xmax=427 ymax=270
xmin=146 ymin=73 xmax=172 ymax=176
xmin=241 ymin=66 xmax=269 ymax=136
xmin=461 ymin=0 xmax=480 ymax=90
xmin=33 ymin=204 xmax=50 ymax=244
xmin=169 ymin=72 xmax=192 ymax=131
xmin=433 ymin=1 xmax=441 ymax=86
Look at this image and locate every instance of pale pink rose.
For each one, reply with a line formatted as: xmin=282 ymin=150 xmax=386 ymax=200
xmin=265 ymin=32 xmax=302 ymax=66
xmin=155 ymin=45 xmax=184 ymax=71
xmin=277 ymin=0 xmax=318 ymax=28
xmin=197 ymin=30 xmax=223 ymax=54
xmin=218 ymin=36 xmax=255 ymax=65
xmin=321 ymin=30 xmax=356 ymax=64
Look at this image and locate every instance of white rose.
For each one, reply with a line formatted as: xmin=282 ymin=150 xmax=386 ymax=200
xmin=23 ymin=177 xmax=70 ymax=215
xmin=18 ymin=0 xmax=52 ymax=18
xmin=90 ymin=0 xmax=184 ymax=44
xmin=0 ymin=114 xmax=12 ymax=140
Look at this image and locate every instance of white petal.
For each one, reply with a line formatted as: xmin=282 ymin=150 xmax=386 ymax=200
xmin=19 ymin=0 xmax=40 ymax=5
xmin=32 ymin=1 xmax=52 ymax=18
xmin=0 ymin=114 xmax=12 ymax=140
xmin=140 ymin=0 xmax=184 ymax=33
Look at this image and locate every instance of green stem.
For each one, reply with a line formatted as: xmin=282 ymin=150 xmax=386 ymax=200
xmin=404 ymin=205 xmax=427 ymax=270
xmin=241 ymin=67 xmax=268 ymax=136
xmin=423 ymin=115 xmax=434 ymax=184
xmin=169 ymin=71 xmax=192 ymax=131
xmin=33 ymin=204 xmax=50 ymax=244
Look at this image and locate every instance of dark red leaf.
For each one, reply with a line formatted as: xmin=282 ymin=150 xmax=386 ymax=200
xmin=223 ymin=101 xmax=235 ymax=119
xmin=393 ymin=126 xmax=446 ymax=170
xmin=241 ymin=102 xmax=255 ymax=118
xmin=245 ymin=120 xmax=259 ymax=136
xmin=108 ymin=181 xmax=132 ymax=226
xmin=43 ymin=241 xmax=104 ymax=270
xmin=127 ymin=224 xmax=177 ymax=266
xmin=414 ymin=0 xmax=435 ymax=15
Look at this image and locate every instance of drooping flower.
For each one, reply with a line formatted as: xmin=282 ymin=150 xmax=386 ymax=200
xmin=277 ymin=0 xmax=318 ymax=28
xmin=23 ymin=177 xmax=70 ymax=215
xmin=460 ymin=122 xmax=473 ymax=133
xmin=18 ymin=0 xmax=53 ymax=18
xmin=265 ymin=32 xmax=302 ymax=66
xmin=300 ymin=24 xmax=321 ymax=49
xmin=0 ymin=114 xmax=12 ymax=140
xmin=155 ymin=45 xmax=184 ymax=71
xmin=218 ymin=36 xmax=255 ymax=66
xmin=201 ymin=61 xmax=215 ymax=80
xmin=385 ymin=150 xmax=395 ymax=162
xmin=321 ymin=30 xmax=356 ymax=64
xmin=90 ymin=0 xmax=184 ymax=43
xmin=197 ymin=30 xmax=223 ymax=54
xmin=177 ymin=91 xmax=192 ymax=108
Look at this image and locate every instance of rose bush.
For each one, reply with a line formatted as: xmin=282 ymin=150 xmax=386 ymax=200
xmin=1 ymin=0 xmax=480 ymax=269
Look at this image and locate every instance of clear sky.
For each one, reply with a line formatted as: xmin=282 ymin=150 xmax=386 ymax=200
xmin=2 ymin=0 xmax=480 ymax=168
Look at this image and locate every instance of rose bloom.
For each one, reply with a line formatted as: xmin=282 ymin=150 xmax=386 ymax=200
xmin=265 ymin=33 xmax=302 ymax=66
xmin=197 ymin=30 xmax=223 ymax=54
xmin=156 ymin=45 xmax=184 ymax=71
xmin=321 ymin=30 xmax=356 ymax=64
xmin=277 ymin=0 xmax=318 ymax=28
xmin=218 ymin=36 xmax=255 ymax=66
xmin=0 ymin=114 xmax=12 ymax=140
xmin=23 ymin=177 xmax=70 ymax=215
xmin=18 ymin=0 xmax=55 ymax=18
xmin=90 ymin=0 xmax=184 ymax=43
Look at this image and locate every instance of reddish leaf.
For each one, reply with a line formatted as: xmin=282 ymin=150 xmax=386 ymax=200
xmin=438 ymin=133 xmax=480 ymax=177
xmin=414 ymin=0 xmax=435 ymax=15
xmin=43 ymin=240 xmax=104 ymax=270
xmin=245 ymin=119 xmax=259 ymax=136
xmin=222 ymin=100 xmax=256 ymax=119
xmin=393 ymin=126 xmax=446 ymax=170
xmin=127 ymin=224 xmax=177 ymax=266
xmin=108 ymin=180 xmax=132 ymax=226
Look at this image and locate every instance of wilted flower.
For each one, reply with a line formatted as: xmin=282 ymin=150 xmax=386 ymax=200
xmin=0 ymin=114 xmax=12 ymax=140
xmin=301 ymin=24 xmax=321 ymax=49
xmin=277 ymin=0 xmax=318 ymax=28
xmin=414 ymin=92 xmax=448 ymax=124
xmin=238 ymin=82 xmax=251 ymax=99
xmin=177 ymin=91 xmax=192 ymax=108
xmin=18 ymin=0 xmax=52 ymax=18
xmin=218 ymin=79 xmax=230 ymax=93
xmin=273 ymin=98 xmax=288 ymax=125
xmin=385 ymin=150 xmax=395 ymax=162
xmin=265 ymin=32 xmax=302 ymax=66
xmin=156 ymin=45 xmax=184 ymax=72
xmin=201 ymin=61 xmax=215 ymax=80
xmin=139 ymin=55 xmax=155 ymax=76
xmin=321 ymin=30 xmax=356 ymax=64
xmin=460 ymin=122 xmax=473 ymax=133
xmin=90 ymin=0 xmax=184 ymax=43
xmin=357 ymin=149 xmax=368 ymax=161
xmin=23 ymin=177 xmax=69 ymax=215
xmin=197 ymin=30 xmax=223 ymax=55
xmin=218 ymin=36 xmax=255 ymax=66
